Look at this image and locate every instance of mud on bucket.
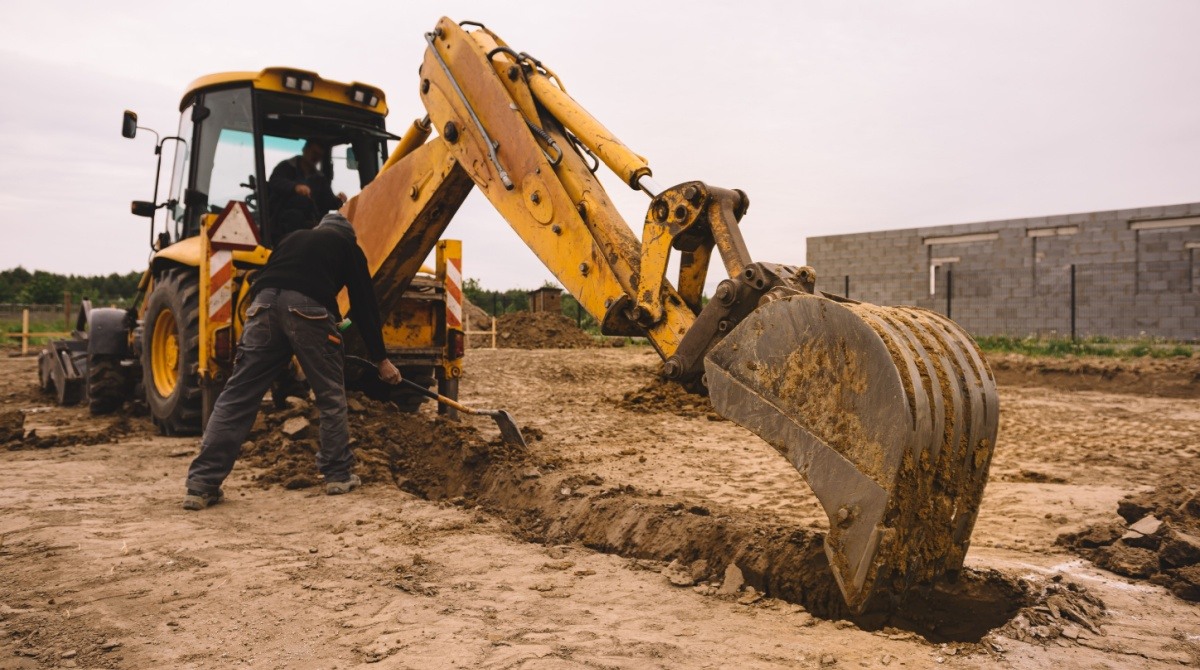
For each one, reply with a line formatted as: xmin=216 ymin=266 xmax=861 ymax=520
xmin=703 ymin=293 xmax=998 ymax=613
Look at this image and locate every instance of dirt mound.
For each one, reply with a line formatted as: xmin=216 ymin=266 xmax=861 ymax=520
xmin=461 ymin=297 xmax=491 ymax=331
xmin=617 ymin=379 xmax=722 ymax=420
xmin=987 ymin=352 xmax=1200 ymax=398
xmin=493 ymin=311 xmax=597 ymax=349
xmin=461 ymin=296 xmax=492 ymax=347
xmin=1059 ymin=477 xmax=1200 ymax=601
xmin=990 ymin=576 xmax=1106 ymax=646
xmin=241 ymin=396 xmax=535 ymax=492
xmin=5 ymin=408 xmax=146 ymax=451
xmin=0 ymin=408 xmax=24 ymax=444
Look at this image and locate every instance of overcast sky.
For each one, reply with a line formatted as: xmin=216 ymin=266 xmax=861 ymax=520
xmin=1 ymin=1 xmax=1197 ymax=294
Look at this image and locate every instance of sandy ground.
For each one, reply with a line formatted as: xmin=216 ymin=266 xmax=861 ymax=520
xmin=2 ymin=347 xmax=1199 ymax=669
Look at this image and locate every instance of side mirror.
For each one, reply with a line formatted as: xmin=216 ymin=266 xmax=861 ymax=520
xmin=345 ymin=147 xmax=359 ymax=171
xmin=131 ymin=200 xmax=156 ymax=218
xmin=122 ymin=110 xmax=138 ymax=139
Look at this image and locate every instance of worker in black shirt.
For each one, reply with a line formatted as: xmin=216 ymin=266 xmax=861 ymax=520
xmin=183 ymin=212 xmax=400 ymax=509
xmin=267 ymin=140 xmax=347 ymax=245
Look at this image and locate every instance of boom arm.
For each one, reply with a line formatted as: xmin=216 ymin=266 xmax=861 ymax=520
xmin=344 ymin=18 xmax=1000 ymax=616
xmin=344 ymin=18 xmax=769 ymax=370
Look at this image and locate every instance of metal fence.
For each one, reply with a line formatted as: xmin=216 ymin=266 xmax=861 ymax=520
xmin=828 ymin=261 xmax=1198 ymax=341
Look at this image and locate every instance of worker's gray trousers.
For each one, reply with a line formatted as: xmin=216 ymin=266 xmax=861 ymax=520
xmin=186 ymin=288 xmax=352 ymax=494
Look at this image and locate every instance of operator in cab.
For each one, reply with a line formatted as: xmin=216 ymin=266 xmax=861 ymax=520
xmin=267 ymin=139 xmax=347 ymax=245
xmin=183 ymin=212 xmax=401 ymax=510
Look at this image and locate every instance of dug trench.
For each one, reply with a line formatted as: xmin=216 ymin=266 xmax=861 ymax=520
xmin=241 ymin=392 xmax=1102 ymax=645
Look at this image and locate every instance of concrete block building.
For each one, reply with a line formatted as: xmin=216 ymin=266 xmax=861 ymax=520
xmin=805 ymin=202 xmax=1200 ymax=340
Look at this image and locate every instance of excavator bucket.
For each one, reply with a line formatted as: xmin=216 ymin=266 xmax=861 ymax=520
xmin=704 ymin=293 xmax=998 ymax=614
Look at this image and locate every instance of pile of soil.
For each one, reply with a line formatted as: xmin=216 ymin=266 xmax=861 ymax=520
xmin=617 ymin=379 xmax=722 ymax=420
xmin=0 ymin=408 xmax=24 ymax=445
xmin=461 ymin=297 xmax=491 ymax=332
xmin=3 ymin=407 xmax=145 ymax=451
xmin=986 ymin=352 xmax=1200 ymax=398
xmin=990 ymin=576 xmax=1106 ymax=645
xmin=1058 ymin=476 xmax=1200 ymax=601
xmin=492 ymin=311 xmax=598 ymax=349
xmin=240 ymin=395 xmax=536 ymax=493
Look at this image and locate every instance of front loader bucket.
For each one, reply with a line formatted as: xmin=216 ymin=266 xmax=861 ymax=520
xmin=704 ymin=293 xmax=998 ymax=614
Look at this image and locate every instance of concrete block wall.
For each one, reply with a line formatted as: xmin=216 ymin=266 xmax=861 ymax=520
xmin=806 ymin=202 xmax=1200 ymax=340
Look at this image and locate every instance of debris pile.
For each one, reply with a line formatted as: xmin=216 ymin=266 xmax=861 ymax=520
xmin=241 ymin=395 xmax=534 ymax=492
xmin=1059 ymin=477 xmax=1200 ymax=601
xmin=492 ymin=311 xmax=598 ymax=349
xmin=991 ymin=576 xmax=1106 ymax=646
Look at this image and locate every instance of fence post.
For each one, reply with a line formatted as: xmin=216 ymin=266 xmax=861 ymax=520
xmin=946 ymin=270 xmax=953 ymax=319
xmin=21 ymin=308 xmax=29 ymax=356
xmin=844 ymin=275 xmax=850 ymax=299
xmin=63 ymin=291 xmax=72 ymax=331
xmin=1070 ymin=264 xmax=1077 ymax=342
xmin=490 ymin=316 xmax=497 ymax=349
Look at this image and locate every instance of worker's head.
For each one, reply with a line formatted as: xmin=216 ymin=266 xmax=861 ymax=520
xmin=317 ymin=212 xmax=355 ymax=239
xmin=300 ymin=140 xmax=327 ymax=170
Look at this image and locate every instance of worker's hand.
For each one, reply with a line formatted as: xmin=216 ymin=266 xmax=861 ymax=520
xmin=377 ymin=359 xmax=402 ymax=385
xmin=294 ymin=184 xmax=312 ymax=198
xmin=337 ymin=192 xmax=348 ymax=203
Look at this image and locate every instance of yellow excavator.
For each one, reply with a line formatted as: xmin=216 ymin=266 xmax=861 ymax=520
xmin=41 ymin=66 xmax=466 ymax=433
xmin=58 ymin=17 xmax=998 ymax=614
xmin=343 ymin=18 xmax=999 ymax=614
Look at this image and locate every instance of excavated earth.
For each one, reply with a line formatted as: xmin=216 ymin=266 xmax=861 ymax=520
xmin=488 ymin=311 xmax=599 ymax=349
xmin=1 ymin=348 xmax=1198 ymax=668
xmin=1059 ymin=476 xmax=1200 ymax=601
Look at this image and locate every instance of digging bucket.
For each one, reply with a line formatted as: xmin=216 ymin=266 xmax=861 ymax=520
xmin=704 ymin=293 xmax=999 ymax=614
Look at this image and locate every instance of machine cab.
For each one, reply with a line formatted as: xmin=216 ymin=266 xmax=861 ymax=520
xmin=147 ymin=68 xmax=392 ymax=250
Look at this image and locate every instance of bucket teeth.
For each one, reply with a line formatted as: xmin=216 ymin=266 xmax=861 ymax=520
xmin=704 ymin=294 xmax=998 ymax=613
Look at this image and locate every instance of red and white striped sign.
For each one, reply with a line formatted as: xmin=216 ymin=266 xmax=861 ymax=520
xmin=208 ymin=202 xmax=260 ymax=251
xmin=445 ymin=256 xmax=463 ymax=329
xmin=209 ymin=249 xmax=234 ymax=325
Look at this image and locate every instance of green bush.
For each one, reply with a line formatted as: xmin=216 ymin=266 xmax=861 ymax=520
xmin=974 ymin=335 xmax=1195 ymax=359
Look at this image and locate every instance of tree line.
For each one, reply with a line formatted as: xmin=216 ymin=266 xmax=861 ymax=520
xmin=0 ymin=267 xmax=141 ymax=305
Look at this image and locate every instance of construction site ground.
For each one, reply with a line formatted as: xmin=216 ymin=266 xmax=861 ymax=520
xmin=1 ymin=347 xmax=1198 ymax=669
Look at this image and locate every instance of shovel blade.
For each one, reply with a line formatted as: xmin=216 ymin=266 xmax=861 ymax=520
xmin=704 ymin=293 xmax=998 ymax=613
xmin=489 ymin=410 xmax=529 ymax=449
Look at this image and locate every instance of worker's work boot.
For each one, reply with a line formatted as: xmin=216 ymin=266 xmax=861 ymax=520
xmin=326 ymin=474 xmax=361 ymax=496
xmin=182 ymin=488 xmax=224 ymax=511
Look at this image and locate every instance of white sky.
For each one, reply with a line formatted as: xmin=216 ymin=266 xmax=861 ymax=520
xmin=1 ymin=1 xmax=1197 ymax=294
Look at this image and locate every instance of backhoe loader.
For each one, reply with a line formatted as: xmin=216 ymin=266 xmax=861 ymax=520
xmin=41 ymin=68 xmax=467 ymax=433
xmin=338 ymin=18 xmax=999 ymax=614
xmin=51 ymin=17 xmax=998 ymax=614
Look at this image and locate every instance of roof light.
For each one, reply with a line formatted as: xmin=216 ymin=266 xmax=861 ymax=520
xmin=282 ymin=72 xmax=315 ymax=92
xmin=348 ymin=86 xmax=380 ymax=108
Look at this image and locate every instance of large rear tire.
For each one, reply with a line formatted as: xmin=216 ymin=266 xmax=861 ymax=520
xmin=142 ymin=269 xmax=202 ymax=435
xmin=87 ymin=354 xmax=130 ymax=415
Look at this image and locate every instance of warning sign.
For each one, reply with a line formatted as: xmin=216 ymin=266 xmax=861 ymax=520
xmin=208 ymin=201 xmax=261 ymax=251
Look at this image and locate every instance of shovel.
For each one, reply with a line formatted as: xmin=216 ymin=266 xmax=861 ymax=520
xmin=344 ymin=356 xmax=528 ymax=448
